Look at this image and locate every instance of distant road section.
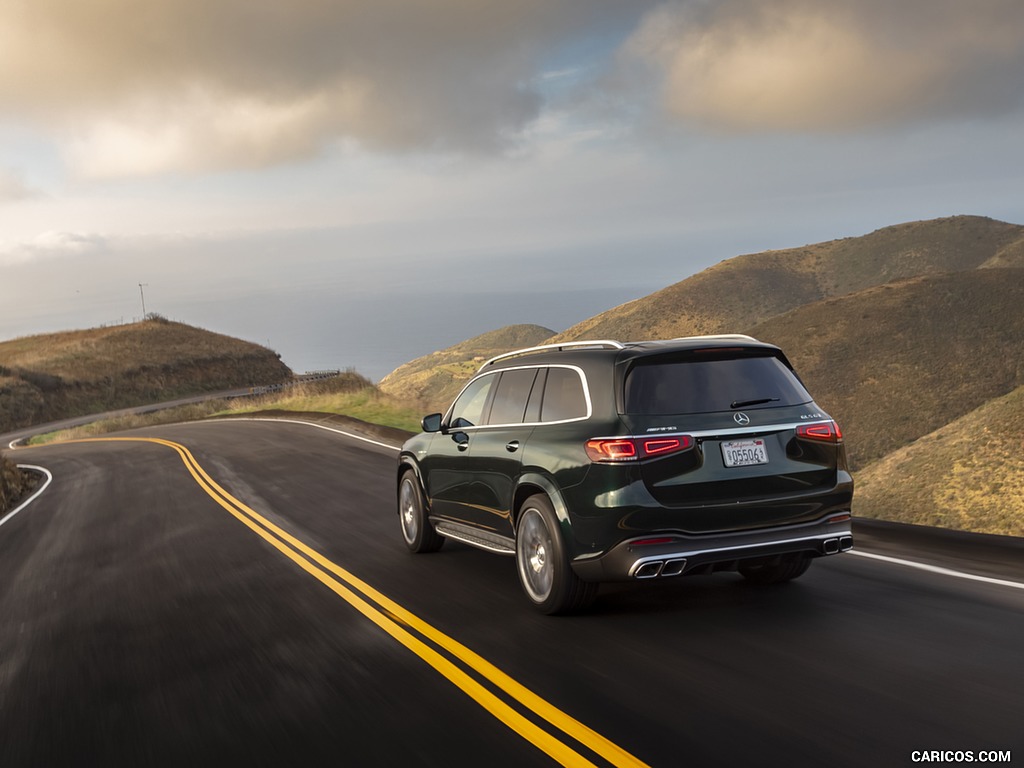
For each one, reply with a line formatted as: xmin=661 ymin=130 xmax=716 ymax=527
xmin=1 ymin=387 xmax=255 ymax=448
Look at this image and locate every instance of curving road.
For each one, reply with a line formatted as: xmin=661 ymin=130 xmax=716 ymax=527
xmin=1 ymin=419 xmax=1022 ymax=767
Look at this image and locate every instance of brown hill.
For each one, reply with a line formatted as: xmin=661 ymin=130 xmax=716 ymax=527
xmin=0 ymin=318 xmax=292 ymax=432
xmin=549 ymin=215 xmax=1024 ymax=343
xmin=379 ymin=324 xmax=555 ymax=411
xmin=853 ymin=385 xmax=1024 ymax=536
xmin=749 ymin=268 xmax=1024 ymax=470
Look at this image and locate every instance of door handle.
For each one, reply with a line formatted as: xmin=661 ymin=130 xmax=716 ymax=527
xmin=457 ymin=442 xmax=469 ymax=452
xmin=505 ymin=440 xmax=520 ymax=453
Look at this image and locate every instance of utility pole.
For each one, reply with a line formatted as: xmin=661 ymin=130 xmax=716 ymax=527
xmin=139 ymin=283 xmax=149 ymax=319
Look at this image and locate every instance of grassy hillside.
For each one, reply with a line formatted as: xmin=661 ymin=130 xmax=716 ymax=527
xmin=750 ymin=268 xmax=1024 ymax=470
xmin=379 ymin=323 xmax=554 ymax=412
xmin=548 ymin=215 xmax=1024 ymax=343
xmin=853 ymin=385 xmax=1024 ymax=536
xmin=0 ymin=318 xmax=292 ymax=432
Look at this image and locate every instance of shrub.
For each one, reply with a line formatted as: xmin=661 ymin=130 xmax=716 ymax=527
xmin=0 ymin=455 xmax=26 ymax=515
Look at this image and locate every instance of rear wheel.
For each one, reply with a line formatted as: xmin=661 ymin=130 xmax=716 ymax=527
xmin=515 ymin=494 xmax=596 ymax=615
xmin=398 ymin=470 xmax=443 ymax=553
xmin=739 ymin=555 xmax=812 ymax=584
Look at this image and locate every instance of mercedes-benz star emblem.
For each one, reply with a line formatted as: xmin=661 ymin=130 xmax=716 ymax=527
xmin=734 ymin=412 xmax=750 ymax=425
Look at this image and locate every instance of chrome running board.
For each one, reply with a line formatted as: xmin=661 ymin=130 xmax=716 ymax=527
xmin=433 ymin=520 xmax=516 ymax=556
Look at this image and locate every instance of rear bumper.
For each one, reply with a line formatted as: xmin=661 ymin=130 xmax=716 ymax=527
xmin=570 ymin=515 xmax=853 ymax=582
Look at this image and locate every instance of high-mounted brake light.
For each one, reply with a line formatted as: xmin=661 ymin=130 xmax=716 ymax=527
xmin=797 ymin=421 xmax=843 ymax=442
xmin=586 ymin=435 xmax=694 ymax=462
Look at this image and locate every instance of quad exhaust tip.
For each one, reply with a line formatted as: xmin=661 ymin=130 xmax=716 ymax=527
xmin=823 ymin=536 xmax=855 ymax=555
xmin=633 ymin=559 xmax=688 ymax=579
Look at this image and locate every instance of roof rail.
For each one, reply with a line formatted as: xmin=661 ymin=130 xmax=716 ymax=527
xmin=670 ymin=334 xmax=759 ymax=343
xmin=479 ymin=340 xmax=625 ymax=371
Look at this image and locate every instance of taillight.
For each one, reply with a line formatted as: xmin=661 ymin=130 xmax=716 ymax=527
xmin=797 ymin=421 xmax=843 ymax=442
xmin=586 ymin=435 xmax=693 ymax=462
xmin=585 ymin=439 xmax=637 ymax=462
xmin=642 ymin=437 xmax=691 ymax=456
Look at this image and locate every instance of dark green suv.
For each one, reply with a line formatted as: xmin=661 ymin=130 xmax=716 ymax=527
xmin=397 ymin=336 xmax=853 ymax=613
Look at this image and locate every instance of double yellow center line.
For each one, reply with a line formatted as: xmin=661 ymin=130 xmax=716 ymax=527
xmin=68 ymin=437 xmax=650 ymax=768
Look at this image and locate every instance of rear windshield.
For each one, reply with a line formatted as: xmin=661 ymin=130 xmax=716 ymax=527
xmin=623 ymin=353 xmax=812 ymax=415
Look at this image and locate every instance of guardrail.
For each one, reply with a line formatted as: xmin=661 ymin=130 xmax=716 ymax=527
xmin=249 ymin=370 xmax=342 ymax=396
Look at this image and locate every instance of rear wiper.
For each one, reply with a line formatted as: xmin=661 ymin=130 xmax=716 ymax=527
xmin=730 ymin=397 xmax=780 ymax=409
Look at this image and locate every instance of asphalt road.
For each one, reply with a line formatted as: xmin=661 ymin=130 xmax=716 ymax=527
xmin=2 ymin=419 xmax=1022 ymax=767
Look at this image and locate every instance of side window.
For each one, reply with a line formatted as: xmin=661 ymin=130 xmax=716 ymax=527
xmin=488 ymin=368 xmax=540 ymax=426
xmin=541 ymin=367 xmax=588 ymax=422
xmin=448 ymin=374 xmax=495 ymax=428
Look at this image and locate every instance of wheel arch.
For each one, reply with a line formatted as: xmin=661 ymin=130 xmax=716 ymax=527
xmin=397 ymin=455 xmax=426 ymax=508
xmin=513 ymin=472 xmax=570 ymax=528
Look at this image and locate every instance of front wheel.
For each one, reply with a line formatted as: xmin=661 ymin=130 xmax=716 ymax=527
xmin=398 ymin=470 xmax=443 ymax=553
xmin=515 ymin=495 xmax=596 ymax=615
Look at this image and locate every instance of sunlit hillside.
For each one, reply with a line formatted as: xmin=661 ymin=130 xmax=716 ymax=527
xmin=749 ymin=268 xmax=1024 ymax=469
xmin=375 ymin=216 xmax=1024 ymax=535
xmin=547 ymin=215 xmax=1024 ymax=343
xmin=379 ymin=323 xmax=554 ymax=412
xmin=0 ymin=318 xmax=291 ymax=432
xmin=854 ymin=385 xmax=1024 ymax=536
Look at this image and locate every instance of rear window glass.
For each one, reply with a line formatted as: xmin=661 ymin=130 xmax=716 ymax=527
xmin=624 ymin=354 xmax=811 ymax=415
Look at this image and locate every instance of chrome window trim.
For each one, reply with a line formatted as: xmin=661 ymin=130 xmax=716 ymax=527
xmin=444 ymin=364 xmax=593 ymax=430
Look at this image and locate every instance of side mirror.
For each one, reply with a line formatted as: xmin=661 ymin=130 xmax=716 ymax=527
xmin=421 ymin=413 xmax=443 ymax=433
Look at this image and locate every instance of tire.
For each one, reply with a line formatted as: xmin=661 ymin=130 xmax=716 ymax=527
xmin=515 ymin=494 xmax=596 ymax=615
xmin=398 ymin=470 xmax=443 ymax=553
xmin=739 ymin=555 xmax=812 ymax=585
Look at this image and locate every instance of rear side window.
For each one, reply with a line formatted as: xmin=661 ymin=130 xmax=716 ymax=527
xmin=624 ymin=354 xmax=811 ymax=415
xmin=541 ymin=367 xmax=588 ymax=422
xmin=489 ymin=368 xmax=540 ymax=425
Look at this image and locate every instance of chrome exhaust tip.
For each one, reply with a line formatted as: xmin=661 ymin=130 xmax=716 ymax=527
xmin=839 ymin=535 xmax=854 ymax=552
xmin=661 ymin=559 xmax=687 ymax=577
xmin=634 ymin=561 xmax=663 ymax=579
xmin=822 ymin=538 xmax=841 ymax=555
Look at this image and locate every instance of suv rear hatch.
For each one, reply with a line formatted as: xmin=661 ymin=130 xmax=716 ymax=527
xmin=618 ymin=348 xmax=844 ymax=533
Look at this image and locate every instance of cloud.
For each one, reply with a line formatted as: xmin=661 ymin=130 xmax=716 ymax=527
xmin=4 ymin=1 xmax=1019 ymax=177
xmin=0 ymin=231 xmax=107 ymax=265
xmin=0 ymin=0 xmax=629 ymax=177
xmin=621 ymin=0 xmax=1024 ymax=132
xmin=0 ymin=168 xmax=37 ymax=201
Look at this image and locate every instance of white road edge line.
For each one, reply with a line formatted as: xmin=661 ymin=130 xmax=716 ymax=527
xmin=850 ymin=550 xmax=1024 ymax=591
xmin=207 ymin=417 xmax=401 ymax=452
xmin=0 ymin=465 xmax=54 ymax=530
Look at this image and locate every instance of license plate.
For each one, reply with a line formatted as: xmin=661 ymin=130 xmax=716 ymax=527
xmin=721 ymin=439 xmax=769 ymax=467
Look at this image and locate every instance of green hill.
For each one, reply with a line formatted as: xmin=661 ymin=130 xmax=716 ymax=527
xmin=0 ymin=318 xmax=292 ymax=433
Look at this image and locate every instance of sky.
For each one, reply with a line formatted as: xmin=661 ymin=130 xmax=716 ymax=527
xmin=2 ymin=0 xmax=1023 ymax=380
